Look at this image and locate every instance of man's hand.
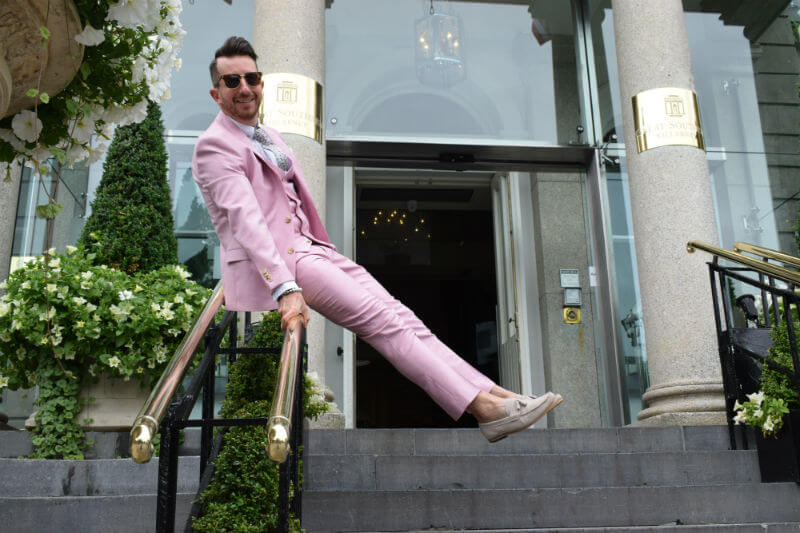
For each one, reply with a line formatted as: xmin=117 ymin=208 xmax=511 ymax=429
xmin=278 ymin=291 xmax=310 ymax=330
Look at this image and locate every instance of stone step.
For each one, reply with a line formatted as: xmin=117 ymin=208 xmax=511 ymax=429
xmin=0 ymin=493 xmax=195 ymax=533
xmin=395 ymin=526 xmax=800 ymax=533
xmin=302 ymin=484 xmax=800 ymax=532
xmin=0 ymin=456 xmax=199 ymax=497
xmin=304 ymin=450 xmax=760 ymax=491
xmin=306 ymin=426 xmax=741 ymax=457
xmin=0 ymin=427 xmax=201 ymax=459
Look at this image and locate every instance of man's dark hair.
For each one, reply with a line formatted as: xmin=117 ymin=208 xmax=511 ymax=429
xmin=209 ymin=36 xmax=258 ymax=85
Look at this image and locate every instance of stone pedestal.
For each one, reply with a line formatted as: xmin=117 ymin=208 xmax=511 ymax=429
xmin=253 ymin=0 xmax=328 ymax=390
xmin=612 ymin=0 xmax=726 ymax=425
xmin=0 ymin=0 xmax=83 ymax=119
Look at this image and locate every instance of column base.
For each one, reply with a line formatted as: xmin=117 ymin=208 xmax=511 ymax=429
xmin=307 ymin=405 xmax=346 ymax=429
xmin=636 ymin=380 xmax=726 ymax=426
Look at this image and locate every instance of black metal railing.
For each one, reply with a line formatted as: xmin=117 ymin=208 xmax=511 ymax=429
xmin=131 ymin=282 xmax=307 ymax=533
xmin=688 ymin=241 xmax=800 ymax=449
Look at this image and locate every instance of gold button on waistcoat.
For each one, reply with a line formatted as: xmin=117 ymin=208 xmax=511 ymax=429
xmin=288 ymin=247 xmax=294 ymax=254
xmin=284 ymin=216 xmax=292 ymax=223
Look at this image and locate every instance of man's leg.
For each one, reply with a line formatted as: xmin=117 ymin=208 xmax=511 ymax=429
xmin=323 ymin=249 xmax=497 ymax=393
xmin=295 ymin=248 xmax=491 ymax=419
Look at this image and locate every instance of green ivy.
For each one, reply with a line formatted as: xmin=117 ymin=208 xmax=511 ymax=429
xmin=0 ymin=246 xmax=210 ymax=459
xmin=193 ymin=312 xmax=328 ymax=532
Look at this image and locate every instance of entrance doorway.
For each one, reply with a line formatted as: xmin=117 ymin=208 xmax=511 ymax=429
xmin=354 ymin=175 xmax=499 ymax=427
xmin=324 ymin=150 xmax=623 ymax=430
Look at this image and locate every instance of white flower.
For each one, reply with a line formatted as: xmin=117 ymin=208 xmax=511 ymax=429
xmin=747 ymin=391 xmax=765 ymax=406
xmin=85 ymin=303 xmax=97 ymax=313
xmin=66 ymin=245 xmax=77 ymax=254
xmin=0 ymin=302 xmax=9 ymax=317
xmin=173 ymin=294 xmax=184 ymax=304
xmin=753 ymin=409 xmax=764 ymax=418
xmin=48 ymin=257 xmax=60 ymax=268
xmin=81 ymin=281 xmax=92 ymax=290
xmin=0 ymin=375 xmax=8 ymax=389
xmin=46 ymin=284 xmax=57 ymax=293
xmin=81 ymin=271 xmax=93 ymax=280
xmin=16 ymin=347 xmax=26 ymax=359
xmin=11 ymin=110 xmax=42 ymax=143
xmin=11 ymin=319 xmax=22 ymax=330
xmin=118 ymin=290 xmax=134 ymax=301
xmin=110 ymin=302 xmax=133 ymax=322
xmin=74 ymin=24 xmax=106 ymax=46
xmin=764 ymin=417 xmax=775 ymax=432
xmin=21 ymin=281 xmax=30 ymax=289
xmin=0 ymin=129 xmax=25 ymax=151
xmin=0 ymin=332 xmax=10 ymax=342
xmin=733 ymin=411 xmax=747 ymax=425
xmin=72 ymin=296 xmax=87 ymax=306
xmin=108 ymin=356 xmax=121 ymax=368
xmin=64 ymin=350 xmax=76 ymax=361
xmin=106 ymin=0 xmax=154 ymax=30
xmin=160 ymin=308 xmax=175 ymax=321
xmin=0 ymin=280 xmax=6 ymax=290
xmin=174 ymin=266 xmax=190 ymax=280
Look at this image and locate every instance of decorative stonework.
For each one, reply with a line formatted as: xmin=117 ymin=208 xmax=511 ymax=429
xmin=0 ymin=0 xmax=83 ymax=119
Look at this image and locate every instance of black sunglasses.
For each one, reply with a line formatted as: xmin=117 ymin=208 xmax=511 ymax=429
xmin=218 ymin=71 xmax=262 ymax=89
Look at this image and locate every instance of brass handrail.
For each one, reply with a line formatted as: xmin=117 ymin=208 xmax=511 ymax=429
xmin=687 ymin=241 xmax=800 ymax=285
xmin=130 ymin=281 xmax=225 ymax=463
xmin=733 ymin=241 xmax=800 ymax=269
xmin=266 ymin=317 xmax=305 ymax=463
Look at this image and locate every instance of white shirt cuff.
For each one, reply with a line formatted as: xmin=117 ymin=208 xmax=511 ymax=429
xmin=272 ymin=280 xmax=300 ymax=301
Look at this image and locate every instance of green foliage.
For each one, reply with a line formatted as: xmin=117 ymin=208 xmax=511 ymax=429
xmin=79 ymin=102 xmax=177 ymax=274
xmin=0 ymin=246 xmax=210 ymax=458
xmin=192 ymin=313 xmax=328 ymax=532
xmin=734 ymin=319 xmax=800 ymax=436
xmin=762 ymin=320 xmax=800 ymax=410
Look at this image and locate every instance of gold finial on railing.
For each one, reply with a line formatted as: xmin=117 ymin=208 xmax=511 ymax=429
xmin=130 ymin=282 xmax=225 ymax=464
xmin=266 ymin=317 xmax=305 ymax=464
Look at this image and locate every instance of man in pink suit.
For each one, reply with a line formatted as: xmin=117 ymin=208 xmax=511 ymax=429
xmin=192 ymin=37 xmax=561 ymax=441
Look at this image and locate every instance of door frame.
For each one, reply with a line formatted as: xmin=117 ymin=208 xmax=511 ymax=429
xmin=326 ymin=140 xmax=625 ymax=427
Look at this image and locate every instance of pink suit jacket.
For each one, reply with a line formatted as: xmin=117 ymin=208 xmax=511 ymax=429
xmin=192 ymin=111 xmax=332 ymax=311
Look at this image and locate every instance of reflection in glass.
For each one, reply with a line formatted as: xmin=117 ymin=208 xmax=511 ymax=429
xmin=327 ymin=0 xmax=581 ymax=144
xmin=12 ymin=163 xmax=89 ymax=260
xmin=599 ymin=154 xmax=648 ymax=423
xmin=168 ymin=139 xmax=218 ymax=288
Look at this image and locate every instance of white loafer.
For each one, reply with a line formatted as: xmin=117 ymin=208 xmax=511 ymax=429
xmin=479 ymin=392 xmax=560 ymax=442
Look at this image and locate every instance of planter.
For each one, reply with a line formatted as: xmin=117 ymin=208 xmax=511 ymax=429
xmin=24 ymin=375 xmax=150 ymax=431
xmin=756 ymin=409 xmax=800 ymax=483
xmin=77 ymin=375 xmax=150 ymax=431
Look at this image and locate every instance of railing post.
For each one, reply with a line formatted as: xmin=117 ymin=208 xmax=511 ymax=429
xmin=156 ymin=415 xmax=180 ymax=533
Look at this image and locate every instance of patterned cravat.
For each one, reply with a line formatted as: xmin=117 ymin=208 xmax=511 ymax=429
xmin=253 ymin=126 xmax=291 ymax=171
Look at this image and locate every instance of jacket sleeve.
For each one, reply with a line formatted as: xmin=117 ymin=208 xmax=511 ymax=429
xmin=192 ymin=134 xmax=293 ymax=293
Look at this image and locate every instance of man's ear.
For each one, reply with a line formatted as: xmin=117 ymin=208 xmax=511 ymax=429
xmin=210 ymin=88 xmax=220 ymax=104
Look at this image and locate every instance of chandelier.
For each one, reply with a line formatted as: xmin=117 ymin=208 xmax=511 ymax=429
xmin=414 ymin=0 xmax=466 ymax=87
xmin=359 ymin=209 xmax=431 ymax=245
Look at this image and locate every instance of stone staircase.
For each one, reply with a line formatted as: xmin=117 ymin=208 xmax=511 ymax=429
xmin=2 ymin=425 xmax=800 ymax=532
xmin=0 ymin=429 xmax=200 ymax=533
xmin=302 ymin=426 xmax=800 ymax=532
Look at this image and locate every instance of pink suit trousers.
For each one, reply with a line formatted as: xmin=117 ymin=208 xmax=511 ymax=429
xmin=295 ymin=244 xmax=496 ymax=420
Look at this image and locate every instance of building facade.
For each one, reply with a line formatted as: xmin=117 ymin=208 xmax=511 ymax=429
xmin=2 ymin=0 xmax=799 ymax=429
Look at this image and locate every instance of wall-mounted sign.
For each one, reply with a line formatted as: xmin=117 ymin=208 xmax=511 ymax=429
xmin=632 ymin=87 xmax=704 ymax=153
xmin=259 ymin=73 xmax=323 ymax=143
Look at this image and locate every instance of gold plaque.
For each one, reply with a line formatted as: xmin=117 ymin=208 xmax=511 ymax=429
xmin=632 ymin=87 xmax=704 ymax=153
xmin=563 ymin=307 xmax=581 ymax=325
xmin=259 ymin=73 xmax=323 ymax=143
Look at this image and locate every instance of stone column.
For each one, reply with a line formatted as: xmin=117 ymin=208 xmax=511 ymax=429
xmin=253 ymin=1 xmax=341 ymax=426
xmin=612 ymin=0 xmax=726 ymax=425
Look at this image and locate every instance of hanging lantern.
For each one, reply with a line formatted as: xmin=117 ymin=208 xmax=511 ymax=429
xmin=415 ymin=1 xmax=465 ymax=87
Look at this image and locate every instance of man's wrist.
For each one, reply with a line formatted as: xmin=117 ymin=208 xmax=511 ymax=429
xmin=272 ymin=280 xmax=301 ymax=301
xmin=278 ymin=287 xmax=302 ymax=300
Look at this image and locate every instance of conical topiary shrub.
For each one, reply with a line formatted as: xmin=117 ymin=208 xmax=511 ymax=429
xmin=79 ymin=101 xmax=177 ymax=273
